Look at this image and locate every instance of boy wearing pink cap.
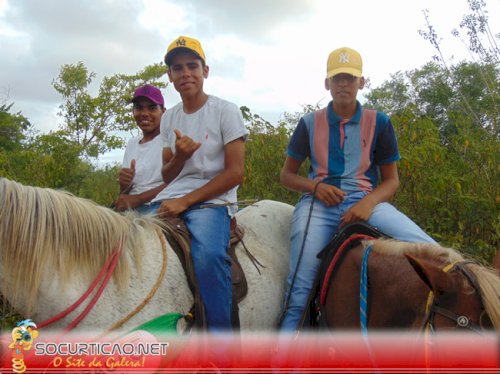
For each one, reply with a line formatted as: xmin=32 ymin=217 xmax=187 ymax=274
xmin=115 ymin=84 xmax=166 ymax=213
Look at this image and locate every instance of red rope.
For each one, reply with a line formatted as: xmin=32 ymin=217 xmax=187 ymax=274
xmin=319 ymin=234 xmax=375 ymax=305
xmin=63 ymin=250 xmax=121 ymax=332
xmin=37 ymin=248 xmax=121 ymax=330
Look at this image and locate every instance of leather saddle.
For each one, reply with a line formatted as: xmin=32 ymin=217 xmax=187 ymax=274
xmin=161 ymin=216 xmax=248 ymax=330
xmin=301 ymin=221 xmax=388 ymax=330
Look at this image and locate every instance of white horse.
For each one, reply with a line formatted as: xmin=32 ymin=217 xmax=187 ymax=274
xmin=0 ymin=178 xmax=293 ymax=333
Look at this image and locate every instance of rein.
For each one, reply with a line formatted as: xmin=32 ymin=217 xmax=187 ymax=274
xmin=278 ymin=182 xmax=322 ymax=327
xmin=423 ymin=260 xmax=486 ymax=335
xmin=38 ymin=226 xmax=169 ymax=334
xmin=38 ymin=247 xmax=122 ymax=332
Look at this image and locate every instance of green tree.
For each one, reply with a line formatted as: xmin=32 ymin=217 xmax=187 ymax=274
xmin=365 ymin=61 xmax=498 ymax=263
xmin=238 ymin=105 xmax=316 ymax=206
xmin=78 ymin=163 xmax=121 ymax=207
xmin=419 ymin=0 xmax=499 ymax=136
xmin=0 ymin=102 xmax=31 ymax=151
xmin=52 ymin=61 xmax=167 ymax=159
xmin=0 ymin=103 xmax=33 ymax=180
xmin=1 ymin=62 xmax=167 ymax=194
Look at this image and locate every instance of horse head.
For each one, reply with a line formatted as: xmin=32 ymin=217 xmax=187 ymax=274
xmin=319 ymin=238 xmax=500 ymax=333
xmin=406 ymin=254 xmax=495 ymax=333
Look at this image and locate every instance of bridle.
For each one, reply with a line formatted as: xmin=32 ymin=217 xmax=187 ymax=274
xmin=315 ymin=243 xmax=492 ymax=334
xmin=423 ymin=260 xmax=489 ymax=335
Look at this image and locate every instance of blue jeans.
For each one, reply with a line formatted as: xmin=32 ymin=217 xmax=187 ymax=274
xmin=135 ymin=201 xmax=162 ymax=215
xmin=280 ymin=191 xmax=436 ymax=331
xmin=181 ymin=204 xmax=232 ymax=331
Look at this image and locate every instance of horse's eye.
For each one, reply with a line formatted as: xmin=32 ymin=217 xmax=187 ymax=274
xmin=22 ymin=333 xmax=31 ymax=342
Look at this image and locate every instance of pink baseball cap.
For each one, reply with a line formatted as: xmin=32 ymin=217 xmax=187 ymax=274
xmin=132 ymin=84 xmax=164 ymax=106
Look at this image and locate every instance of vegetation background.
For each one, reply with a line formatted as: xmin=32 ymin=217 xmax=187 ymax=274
xmin=0 ymin=0 xmax=498 ymax=327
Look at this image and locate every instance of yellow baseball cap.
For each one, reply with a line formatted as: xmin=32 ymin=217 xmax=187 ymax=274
xmin=326 ymin=47 xmax=363 ymax=78
xmin=164 ymin=36 xmax=206 ymax=66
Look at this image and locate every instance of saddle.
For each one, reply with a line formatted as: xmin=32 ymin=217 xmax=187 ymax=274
xmin=161 ymin=216 xmax=248 ymax=330
xmin=299 ymin=221 xmax=387 ymax=330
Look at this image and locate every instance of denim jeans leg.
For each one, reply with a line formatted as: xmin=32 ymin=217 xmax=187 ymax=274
xmin=368 ymin=202 xmax=437 ymax=244
xmin=280 ymin=196 xmax=341 ymax=331
xmin=182 ymin=206 xmax=232 ymax=331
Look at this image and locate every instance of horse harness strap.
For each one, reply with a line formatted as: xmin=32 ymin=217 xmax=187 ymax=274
xmin=231 ymin=221 xmax=265 ymax=276
xmin=427 ymin=305 xmax=484 ymax=334
xmin=319 ymin=234 xmax=377 ymax=306
xmin=305 ymin=222 xmax=384 ymax=330
xmin=424 ymin=260 xmax=485 ymax=335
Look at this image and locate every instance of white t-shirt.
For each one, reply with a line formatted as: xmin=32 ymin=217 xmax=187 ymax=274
xmin=122 ymin=135 xmax=164 ymax=195
xmin=153 ymin=95 xmax=248 ymax=212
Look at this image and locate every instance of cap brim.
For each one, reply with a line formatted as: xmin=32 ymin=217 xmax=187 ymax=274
xmin=327 ymin=67 xmax=362 ymax=79
xmin=165 ymin=47 xmax=204 ymax=66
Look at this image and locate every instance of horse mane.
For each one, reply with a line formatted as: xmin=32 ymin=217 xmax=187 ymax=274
xmin=0 ymin=178 xmax=162 ymax=315
xmin=369 ymin=239 xmax=500 ymax=329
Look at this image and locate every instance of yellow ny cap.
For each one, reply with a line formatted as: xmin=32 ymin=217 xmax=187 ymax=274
xmin=164 ymin=36 xmax=206 ymax=66
xmin=326 ymin=47 xmax=363 ymax=78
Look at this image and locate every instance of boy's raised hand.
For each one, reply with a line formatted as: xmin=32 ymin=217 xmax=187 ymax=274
xmin=118 ymin=159 xmax=135 ymax=193
xmin=174 ymin=129 xmax=201 ymax=161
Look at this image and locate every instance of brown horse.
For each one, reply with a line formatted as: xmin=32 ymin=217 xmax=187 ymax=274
xmin=317 ymin=239 xmax=500 ymax=333
xmin=493 ymin=250 xmax=500 ymax=270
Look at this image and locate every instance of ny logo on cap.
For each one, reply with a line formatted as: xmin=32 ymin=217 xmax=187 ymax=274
xmin=176 ymin=38 xmax=186 ymax=47
xmin=339 ymin=52 xmax=350 ymax=63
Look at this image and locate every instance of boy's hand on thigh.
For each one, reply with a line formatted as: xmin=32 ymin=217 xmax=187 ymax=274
xmin=341 ymin=198 xmax=375 ymax=226
xmin=158 ymin=198 xmax=190 ymax=218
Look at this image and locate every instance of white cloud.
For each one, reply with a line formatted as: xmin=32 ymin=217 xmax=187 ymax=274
xmin=138 ymin=0 xmax=192 ymax=37
xmin=0 ymin=0 xmax=498 ymax=166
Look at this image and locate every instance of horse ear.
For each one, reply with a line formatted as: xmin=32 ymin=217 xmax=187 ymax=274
xmin=405 ymin=254 xmax=453 ymax=295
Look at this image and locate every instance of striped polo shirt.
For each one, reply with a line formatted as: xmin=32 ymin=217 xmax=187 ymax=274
xmin=287 ymin=101 xmax=400 ymax=193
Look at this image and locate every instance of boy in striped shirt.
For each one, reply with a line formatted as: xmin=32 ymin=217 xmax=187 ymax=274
xmin=279 ymin=47 xmax=436 ymax=331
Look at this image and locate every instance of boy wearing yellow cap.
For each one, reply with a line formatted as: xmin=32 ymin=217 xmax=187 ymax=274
xmin=279 ymin=47 xmax=436 ymax=331
xmin=152 ymin=36 xmax=248 ymax=331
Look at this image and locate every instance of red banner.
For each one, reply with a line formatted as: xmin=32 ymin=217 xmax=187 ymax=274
xmin=1 ymin=330 xmax=498 ymax=373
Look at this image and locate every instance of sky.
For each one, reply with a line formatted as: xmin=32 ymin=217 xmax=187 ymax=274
xmin=1 ymin=0 xmax=499 ymax=165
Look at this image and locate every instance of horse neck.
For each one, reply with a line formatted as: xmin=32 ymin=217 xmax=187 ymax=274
xmin=11 ymin=225 xmax=192 ymax=332
xmin=366 ymin=251 xmax=431 ymax=328
xmin=325 ymin=244 xmax=431 ymax=329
